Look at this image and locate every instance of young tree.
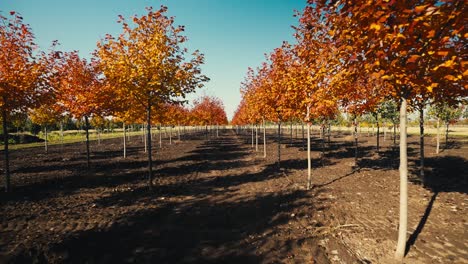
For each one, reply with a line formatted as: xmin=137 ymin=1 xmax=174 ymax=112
xmin=58 ymin=51 xmax=113 ymax=169
xmin=308 ymin=0 xmax=466 ymax=259
xmin=0 ymin=12 xmax=52 ymax=192
xmin=97 ymin=6 xmax=208 ymax=190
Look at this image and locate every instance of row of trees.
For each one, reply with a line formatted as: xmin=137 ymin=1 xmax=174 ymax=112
xmin=232 ymin=1 xmax=466 ymax=260
xmin=1 ymin=7 xmax=229 ymax=192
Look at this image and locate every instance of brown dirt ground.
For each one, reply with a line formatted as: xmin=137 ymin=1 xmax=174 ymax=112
xmin=0 ymin=127 xmax=466 ymax=264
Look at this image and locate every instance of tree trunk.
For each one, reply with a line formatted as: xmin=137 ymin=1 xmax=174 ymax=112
xmin=255 ymin=124 xmax=258 ymax=152
xmin=354 ymin=118 xmax=358 ymax=166
xmin=277 ymin=120 xmax=281 ymax=168
xmin=445 ymin=122 xmax=449 ymax=149
xmin=44 ymin=126 xmax=48 ymax=154
xmin=60 ymin=121 xmax=64 ymax=147
xmin=419 ymin=107 xmax=425 ymax=181
xmin=307 ymin=122 xmax=312 ymax=190
xmin=376 ymin=117 xmax=380 ymax=152
xmin=395 ymin=98 xmax=408 ymax=261
xmin=263 ymin=118 xmax=267 ymax=158
xmin=159 ymin=126 xmax=162 ymax=148
xmin=147 ymin=104 xmax=153 ymax=190
xmin=123 ymin=123 xmax=127 ymax=158
xmin=2 ymin=107 xmax=11 ymax=192
xmin=327 ymin=122 xmax=331 ymax=144
xmin=393 ymin=123 xmax=396 ymax=145
xmin=178 ymin=124 xmax=181 ymax=141
xmin=144 ymin=124 xmax=147 ymax=153
xmin=302 ymin=122 xmax=305 ymax=150
xmin=251 ymin=124 xmax=254 ymax=148
xmin=169 ymin=126 xmax=172 ymax=145
xmin=84 ymin=116 xmax=91 ymax=170
xmin=436 ymin=118 xmax=440 ymax=154
xmin=216 ymin=124 xmax=219 ymax=137
xmin=290 ymin=122 xmax=293 ymax=146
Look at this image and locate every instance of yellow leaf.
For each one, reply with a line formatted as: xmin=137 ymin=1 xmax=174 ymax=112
xmin=370 ymin=23 xmax=381 ymax=31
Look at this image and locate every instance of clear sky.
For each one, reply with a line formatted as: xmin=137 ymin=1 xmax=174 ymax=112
xmin=0 ymin=0 xmax=306 ymax=120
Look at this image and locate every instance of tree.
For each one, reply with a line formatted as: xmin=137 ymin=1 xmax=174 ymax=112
xmin=429 ymin=102 xmax=464 ymax=152
xmin=97 ymin=6 xmax=208 ymax=190
xmin=0 ymin=12 xmax=51 ymax=192
xmin=307 ymin=0 xmax=466 ymax=259
xmin=57 ymin=51 xmax=113 ymax=169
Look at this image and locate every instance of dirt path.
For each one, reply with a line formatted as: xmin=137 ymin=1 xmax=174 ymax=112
xmin=0 ymin=130 xmax=330 ymax=263
xmin=1 ymin=128 xmax=466 ymax=263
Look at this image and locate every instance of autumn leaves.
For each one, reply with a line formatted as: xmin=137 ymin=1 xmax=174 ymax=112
xmin=1 ymin=7 xmax=209 ymax=191
xmin=232 ymin=1 xmax=466 ymax=261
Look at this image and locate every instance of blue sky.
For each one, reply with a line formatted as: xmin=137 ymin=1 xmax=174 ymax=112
xmin=1 ymin=0 xmax=306 ymax=119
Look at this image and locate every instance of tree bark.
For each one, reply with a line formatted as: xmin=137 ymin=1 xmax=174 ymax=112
xmin=144 ymin=124 xmax=147 ymax=153
xmin=147 ymin=103 xmax=153 ymax=191
xmin=436 ymin=118 xmax=440 ymax=154
xmin=277 ymin=119 xmax=281 ymax=169
xmin=445 ymin=122 xmax=449 ymax=149
xmin=290 ymin=121 xmax=293 ymax=146
xmin=169 ymin=126 xmax=172 ymax=145
xmin=263 ymin=118 xmax=267 ymax=158
xmin=354 ymin=118 xmax=358 ymax=167
xmin=84 ymin=116 xmax=91 ymax=170
xmin=255 ymin=124 xmax=258 ymax=152
xmin=393 ymin=123 xmax=397 ymax=145
xmin=307 ymin=122 xmax=312 ymax=190
xmin=395 ymin=98 xmax=408 ymax=261
xmin=123 ymin=123 xmax=127 ymax=158
xmin=376 ymin=117 xmax=380 ymax=152
xmin=2 ymin=107 xmax=11 ymax=192
xmin=419 ymin=107 xmax=425 ymax=181
xmin=251 ymin=124 xmax=254 ymax=148
xmin=44 ymin=126 xmax=48 ymax=154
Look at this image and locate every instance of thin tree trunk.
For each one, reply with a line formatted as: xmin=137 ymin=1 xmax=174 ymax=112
xmin=302 ymin=122 xmax=305 ymax=150
xmin=84 ymin=116 xmax=90 ymax=170
xmin=3 ymin=107 xmax=11 ymax=192
xmin=277 ymin=119 xmax=281 ymax=168
xmin=307 ymin=122 xmax=312 ymax=190
xmin=445 ymin=122 xmax=449 ymax=149
xmin=290 ymin=121 xmax=293 ymax=146
xmin=376 ymin=119 xmax=380 ymax=152
xmin=393 ymin=123 xmax=396 ymax=145
xmin=169 ymin=126 xmax=172 ymax=145
xmin=60 ymin=121 xmax=64 ymax=147
xmin=251 ymin=124 xmax=254 ymax=148
xmin=354 ymin=118 xmax=358 ymax=166
xmin=178 ymin=124 xmax=181 ymax=141
xmin=144 ymin=123 xmax=147 ymax=153
xmin=159 ymin=127 xmax=162 ymax=148
xmin=216 ymin=124 xmax=219 ymax=137
xmin=436 ymin=118 xmax=440 ymax=154
xmin=255 ymin=124 xmax=258 ymax=152
xmin=44 ymin=126 xmax=48 ymax=154
xmin=123 ymin=123 xmax=127 ymax=158
xmin=419 ymin=107 xmax=425 ymax=181
xmin=147 ymin=103 xmax=153 ymax=190
xmin=395 ymin=98 xmax=408 ymax=261
xmin=263 ymin=118 xmax=266 ymax=158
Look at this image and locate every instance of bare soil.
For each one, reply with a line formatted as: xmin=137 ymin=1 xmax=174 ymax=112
xmin=0 ymin=128 xmax=466 ymax=263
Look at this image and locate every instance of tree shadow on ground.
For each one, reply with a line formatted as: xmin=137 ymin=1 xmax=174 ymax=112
xmin=410 ymin=156 xmax=468 ymax=194
xmin=14 ymin=189 xmax=321 ymax=263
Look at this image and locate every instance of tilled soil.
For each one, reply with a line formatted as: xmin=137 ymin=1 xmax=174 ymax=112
xmin=0 ymin=128 xmax=467 ymax=264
